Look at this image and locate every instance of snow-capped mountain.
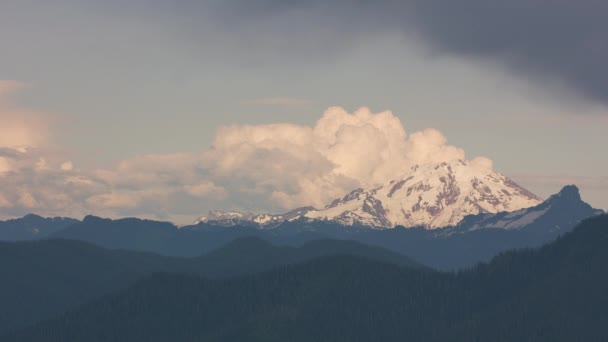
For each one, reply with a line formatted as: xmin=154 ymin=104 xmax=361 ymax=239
xmin=449 ymin=185 xmax=604 ymax=234
xmin=194 ymin=210 xmax=255 ymax=226
xmin=195 ymin=207 xmax=315 ymax=228
xmin=195 ymin=160 xmax=543 ymax=229
xmin=303 ymin=160 xmax=542 ymax=228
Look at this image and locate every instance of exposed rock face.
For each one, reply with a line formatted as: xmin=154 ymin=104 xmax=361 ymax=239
xmin=451 ymin=185 xmax=604 ymax=233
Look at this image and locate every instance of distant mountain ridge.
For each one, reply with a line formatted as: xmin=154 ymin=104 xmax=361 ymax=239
xmin=0 ymin=214 xmax=79 ymax=241
xmin=194 ymin=207 xmax=314 ymax=228
xmin=196 ymin=160 xmax=543 ymax=229
xmin=1 ymin=185 xmax=602 ymax=270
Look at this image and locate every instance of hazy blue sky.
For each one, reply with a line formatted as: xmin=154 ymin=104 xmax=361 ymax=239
xmin=1 ymin=0 xmax=607 ymax=222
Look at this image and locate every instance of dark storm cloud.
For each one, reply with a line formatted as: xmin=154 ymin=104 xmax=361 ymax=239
xmin=218 ymin=0 xmax=608 ymax=104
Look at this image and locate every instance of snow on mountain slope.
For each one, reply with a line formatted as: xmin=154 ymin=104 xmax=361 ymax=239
xmin=452 ymin=184 xmax=604 ymax=233
xmin=194 ymin=207 xmax=316 ymax=228
xmin=194 ymin=210 xmax=254 ymax=226
xmin=304 ymin=160 xmax=542 ymax=229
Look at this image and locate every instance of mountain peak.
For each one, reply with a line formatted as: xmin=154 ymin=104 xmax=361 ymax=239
xmin=194 ymin=211 xmax=257 ymax=226
xmin=22 ymin=214 xmax=44 ymax=221
xmin=304 ymin=160 xmax=543 ymax=228
xmin=82 ymin=215 xmax=108 ymax=224
xmin=195 ymin=160 xmax=544 ymax=230
xmin=553 ymin=185 xmax=581 ymax=201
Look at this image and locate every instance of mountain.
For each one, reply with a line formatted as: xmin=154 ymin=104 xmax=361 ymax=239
xmin=8 ymin=215 xmax=608 ymax=342
xmin=0 ymin=237 xmax=419 ymax=335
xmin=52 ymin=215 xmax=265 ymax=256
xmin=194 ymin=210 xmax=258 ymax=226
xmin=194 ymin=207 xmax=315 ymax=228
xmin=272 ymin=185 xmax=603 ymax=269
xmin=44 ymin=186 xmax=601 ymax=270
xmin=304 ymin=160 xmax=542 ymax=228
xmin=195 ymin=160 xmax=542 ymax=229
xmin=0 ymin=214 xmax=79 ymax=241
xmin=451 ymin=184 xmax=604 ymax=233
xmin=53 ymin=215 xmax=180 ymax=254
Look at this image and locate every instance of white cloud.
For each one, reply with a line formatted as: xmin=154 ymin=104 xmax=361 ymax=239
xmin=0 ymin=88 xmax=473 ymax=220
xmin=60 ymin=161 xmax=74 ymax=171
xmin=86 ymin=192 xmax=140 ymax=210
xmin=35 ymin=158 xmax=51 ymax=172
xmin=18 ymin=191 xmax=39 ymax=209
xmin=0 ymin=156 xmax=13 ymax=174
xmin=0 ymin=82 xmax=94 ymax=219
xmin=184 ymin=181 xmax=227 ymax=199
xmin=201 ymin=106 xmax=482 ymax=210
xmin=0 ymin=105 xmax=496 ymax=222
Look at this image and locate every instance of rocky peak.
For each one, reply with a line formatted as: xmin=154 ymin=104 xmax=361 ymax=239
xmin=548 ymin=185 xmax=581 ymax=203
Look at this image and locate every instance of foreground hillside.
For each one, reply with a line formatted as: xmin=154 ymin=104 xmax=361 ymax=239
xmin=7 ymin=215 xmax=608 ymax=342
xmin=0 ymin=238 xmax=418 ymax=334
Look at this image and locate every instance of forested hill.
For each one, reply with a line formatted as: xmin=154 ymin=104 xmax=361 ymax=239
xmin=7 ymin=215 xmax=608 ymax=342
xmin=0 ymin=237 xmax=419 ymax=335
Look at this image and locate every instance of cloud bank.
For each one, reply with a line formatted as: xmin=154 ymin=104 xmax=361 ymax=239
xmin=216 ymin=0 xmax=608 ymax=105
xmin=0 ymin=81 xmax=80 ymax=217
xmin=0 ymin=101 xmax=495 ymax=221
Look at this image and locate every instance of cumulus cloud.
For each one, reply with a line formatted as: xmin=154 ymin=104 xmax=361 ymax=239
xmin=0 ymin=147 xmax=100 ymax=218
xmin=0 ymin=156 xmax=13 ymax=174
xmin=184 ymin=181 xmax=227 ymax=199
xmin=0 ymin=81 xmax=94 ymax=219
xmin=199 ymin=106 xmax=483 ymax=211
xmin=60 ymin=161 xmax=74 ymax=171
xmin=86 ymin=192 xmax=140 ymax=210
xmin=0 ymin=104 xmax=494 ymax=222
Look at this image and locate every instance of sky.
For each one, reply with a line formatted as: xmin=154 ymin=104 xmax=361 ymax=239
xmin=1 ymin=0 xmax=607 ymax=223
